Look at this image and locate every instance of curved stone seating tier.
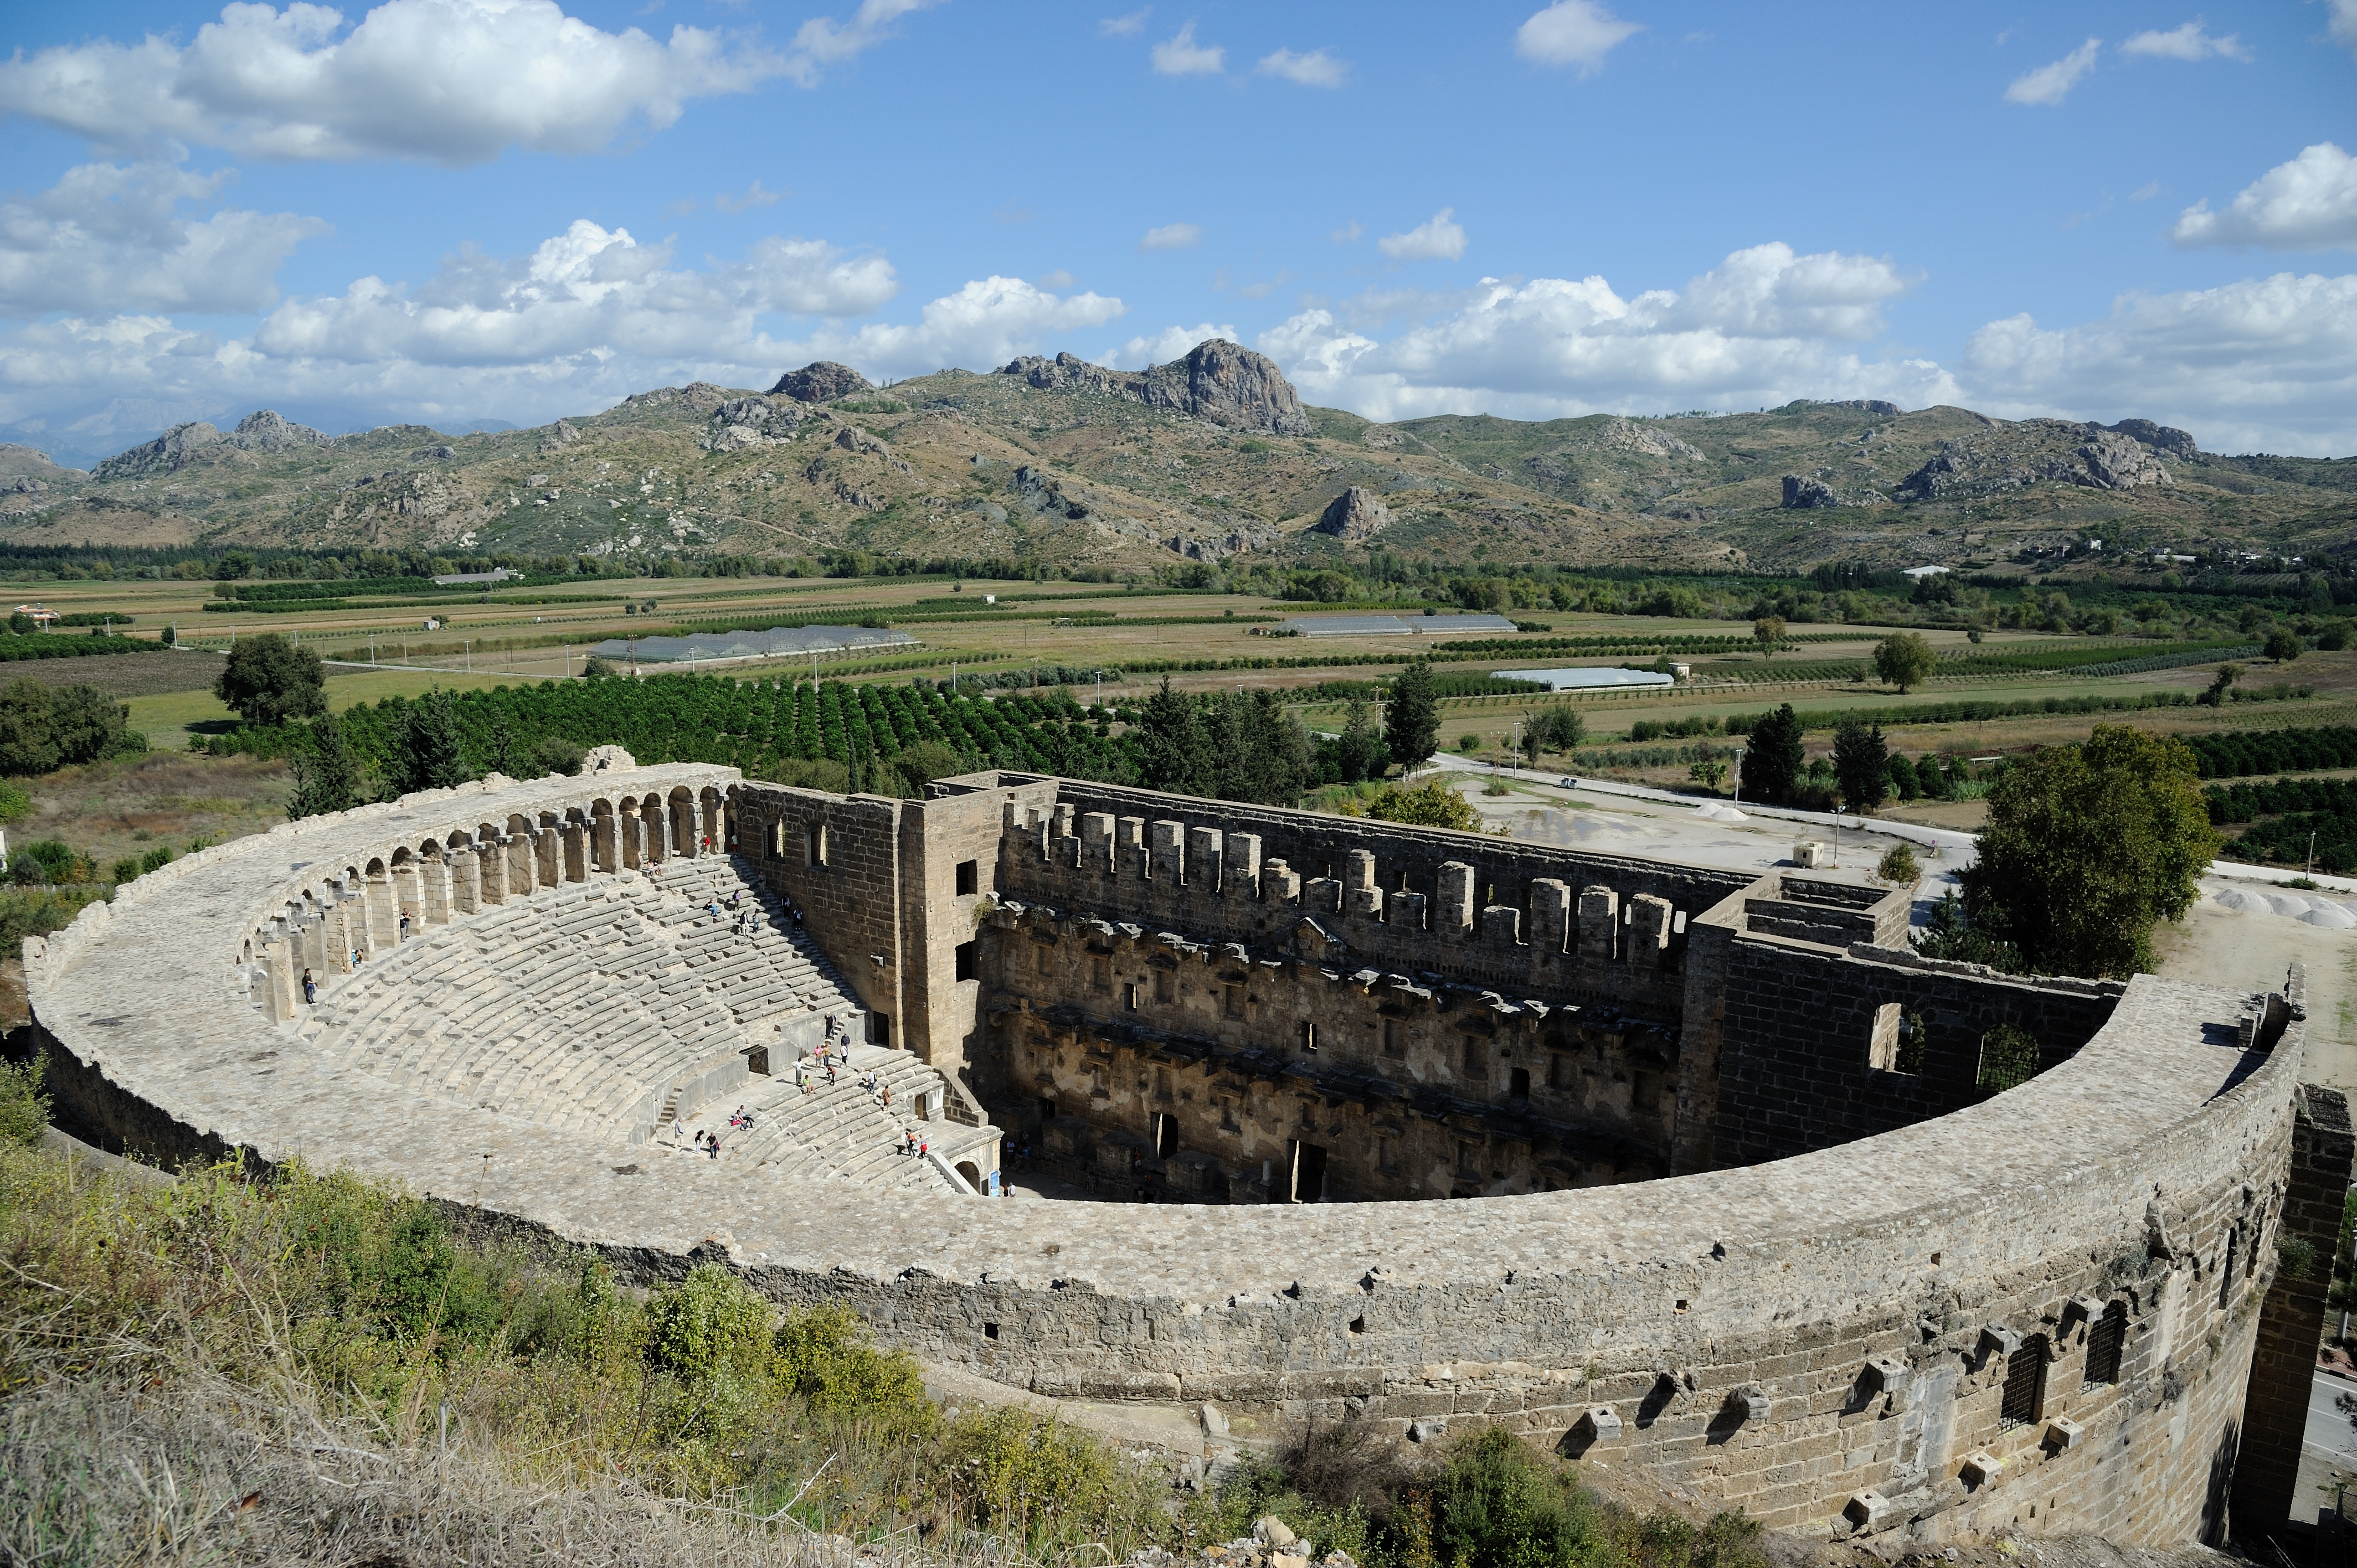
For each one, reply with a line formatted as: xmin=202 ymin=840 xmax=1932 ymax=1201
xmin=657 ymin=1045 xmax=989 ymax=1194
xmin=302 ymin=856 xmax=858 ymax=1146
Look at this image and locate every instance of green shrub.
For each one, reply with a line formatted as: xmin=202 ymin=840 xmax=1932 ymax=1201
xmin=109 ymin=856 xmax=140 ymax=884
xmin=1876 ymin=845 xmax=1919 ymax=885
xmin=941 ymin=1406 xmax=1165 ymax=1554
xmin=1458 ymin=733 xmax=1483 ymax=752
xmin=0 ymin=779 xmax=30 ymax=823
xmin=644 ymin=1264 xmax=775 ymax=1386
xmin=0 ymin=1053 xmax=48 ymax=1144
xmin=772 ymin=1299 xmax=936 ymax=1433
xmin=1977 ymin=1023 xmax=2041 ymax=1092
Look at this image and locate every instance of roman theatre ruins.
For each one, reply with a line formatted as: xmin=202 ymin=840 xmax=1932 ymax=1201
xmin=26 ymin=756 xmax=2348 ymax=1547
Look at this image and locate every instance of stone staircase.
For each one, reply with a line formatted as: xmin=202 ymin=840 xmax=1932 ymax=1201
xmin=674 ymin=1043 xmax=996 ymax=1194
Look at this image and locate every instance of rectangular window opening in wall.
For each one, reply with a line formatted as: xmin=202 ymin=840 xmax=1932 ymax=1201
xmin=1224 ymin=983 xmax=1244 ymax=1019
xmin=1510 ymin=1066 xmax=1530 ymax=1099
xmin=1154 ymin=968 xmax=1174 ymax=1005
xmin=770 ymin=821 xmax=785 ymax=859
xmin=1125 ymin=982 xmax=1143 ymax=1012
xmin=983 ymin=1322 xmax=1000 ymax=1340
xmin=1382 ymin=1019 xmax=1403 ymax=1058
xmin=1999 ymin=1338 xmax=2047 ymax=1430
xmin=1153 ymin=1111 xmax=1178 ymax=1158
xmin=955 ymin=858 xmax=979 ymax=896
xmin=805 ymin=823 xmax=828 ymax=867
xmin=1867 ymin=1003 xmax=1903 ymax=1072
xmin=1463 ymin=1035 xmax=1486 ymax=1078
xmin=1035 ymin=943 xmax=1053 ymax=976
xmin=1299 ymin=1019 xmax=1316 ymax=1054
xmin=1091 ymin=957 xmax=1110 ymax=992
xmin=2084 ymin=1305 xmax=2127 ymax=1386
xmin=1548 ymin=1052 xmax=1571 ymax=1091
xmin=954 ymin=941 xmax=976 ymax=983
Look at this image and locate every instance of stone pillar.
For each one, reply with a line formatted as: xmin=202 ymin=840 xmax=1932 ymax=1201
xmin=1437 ymin=862 xmax=1476 ymax=933
xmin=1224 ymin=833 xmax=1261 ymax=897
xmin=1082 ymin=812 xmax=1115 ymax=875
xmin=1054 ymin=803 xmax=1076 ymax=844
xmin=2234 ymin=1082 xmax=2355 ymax=1529
xmin=1627 ymin=894 xmax=1673 ymax=964
xmin=478 ymin=838 xmax=508 ymax=905
xmin=562 ymin=818 xmax=588 ymax=883
xmin=1150 ymin=820 xmax=1185 ymax=883
xmin=1345 ymin=849 xmax=1383 ymax=917
xmin=391 ymin=864 xmax=421 ymax=937
xmin=364 ymin=870 xmax=396 ymax=951
xmin=618 ymin=804 xmax=641 ymax=869
xmin=591 ymin=813 xmax=617 ymax=874
xmin=420 ymin=857 xmax=451 ymax=926
xmin=1481 ymin=905 xmax=1522 ymax=943
xmin=536 ymin=821 xmax=560 ymax=887
xmin=507 ymin=832 xmax=537 ymax=898
xmin=298 ymin=907 xmax=329 ymax=976
xmin=322 ymin=895 xmax=354 ymax=975
xmin=1303 ymin=877 xmax=1341 ymax=913
xmin=265 ymin=921 xmax=300 ymax=1018
xmin=1115 ymin=817 xmax=1146 ymax=880
xmin=449 ymin=849 xmax=480 ymax=915
xmin=1187 ymin=826 xmax=1223 ymax=893
xmin=1391 ymin=890 xmax=1428 ymax=931
xmin=1578 ymin=886 xmax=1619 ymax=960
xmin=669 ymin=798 xmax=692 ymax=857
xmin=1262 ymin=859 xmax=1301 ymax=904
xmin=1531 ymin=879 xmax=1572 ymax=953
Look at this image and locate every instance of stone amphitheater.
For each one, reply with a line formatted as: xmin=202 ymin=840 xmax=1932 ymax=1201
xmin=27 ymin=755 xmax=2349 ymax=1551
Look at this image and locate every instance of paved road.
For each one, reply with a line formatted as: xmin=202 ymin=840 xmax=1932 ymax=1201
xmin=2310 ymin=1374 xmax=2357 ymax=1461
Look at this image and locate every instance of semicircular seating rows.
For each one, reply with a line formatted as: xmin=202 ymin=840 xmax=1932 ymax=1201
xmin=296 ymin=852 xmax=988 ymax=1192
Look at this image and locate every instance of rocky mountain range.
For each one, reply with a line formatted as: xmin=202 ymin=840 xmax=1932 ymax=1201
xmin=1 ymin=341 xmax=2351 ymax=574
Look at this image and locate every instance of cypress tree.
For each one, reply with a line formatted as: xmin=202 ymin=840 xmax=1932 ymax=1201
xmin=393 ymin=690 xmax=467 ymax=794
xmin=1384 ymin=661 xmax=1440 ymax=775
xmin=1740 ymin=703 xmax=1805 ymax=804
xmin=285 ymin=712 xmax=366 ymax=820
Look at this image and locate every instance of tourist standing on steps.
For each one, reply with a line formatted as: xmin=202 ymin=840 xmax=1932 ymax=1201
xmin=301 ymin=968 xmax=316 ymax=1004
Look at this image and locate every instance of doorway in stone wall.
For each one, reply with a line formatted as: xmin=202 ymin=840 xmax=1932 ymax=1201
xmin=1289 ymin=1140 xmax=1328 ymax=1203
xmin=1153 ymin=1111 xmax=1179 ymax=1158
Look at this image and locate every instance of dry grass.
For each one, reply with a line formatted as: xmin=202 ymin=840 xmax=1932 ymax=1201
xmin=18 ymin=751 xmax=289 ymax=875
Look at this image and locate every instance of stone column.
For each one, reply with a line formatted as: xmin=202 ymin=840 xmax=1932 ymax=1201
xmin=1437 ymin=862 xmax=1476 ymax=933
xmin=535 ymin=819 xmax=560 ymax=886
xmin=1150 ymin=820 xmax=1185 ymax=883
xmin=1224 ymin=833 xmax=1261 ymax=897
xmin=562 ymin=818 xmax=588 ymax=883
xmin=420 ymin=857 xmax=451 ymax=925
xmin=618 ymin=804 xmax=641 ymax=869
xmin=322 ymin=894 xmax=354 ymax=975
xmin=507 ymin=832 xmax=537 ymax=898
xmin=391 ymin=864 xmax=421 ymax=936
xmin=298 ymin=906 xmax=329 ymax=976
xmin=1115 ymin=817 xmax=1146 ymax=880
xmin=1262 ymin=859 xmax=1301 ymax=904
xmin=1480 ymin=905 xmax=1522 ymax=943
xmin=1627 ymin=894 xmax=1673 ymax=964
xmin=265 ymin=921 xmax=300 ymax=1018
xmin=1187 ymin=826 xmax=1223 ymax=893
xmin=1082 ymin=812 xmax=1115 ymax=875
xmin=364 ymin=870 xmax=396 ymax=951
xmin=593 ymin=812 xmax=618 ymax=874
xmin=449 ymin=849 xmax=480 ymax=915
xmin=478 ymin=838 xmax=508 ymax=905
xmin=1345 ymin=849 xmax=1383 ymax=917
xmin=1391 ymin=890 xmax=1428 ymax=931
xmin=1530 ymin=880 xmax=1572 ymax=953
xmin=1578 ymin=886 xmax=1619 ymax=960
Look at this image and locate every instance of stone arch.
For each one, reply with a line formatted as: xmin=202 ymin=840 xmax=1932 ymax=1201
xmin=507 ymin=813 xmax=532 ymax=837
xmin=668 ymin=786 xmax=696 ymax=856
xmin=956 ymin=1159 xmax=982 ymax=1191
xmin=700 ymin=785 xmax=726 ymax=853
xmin=389 ymin=847 xmax=413 ymax=867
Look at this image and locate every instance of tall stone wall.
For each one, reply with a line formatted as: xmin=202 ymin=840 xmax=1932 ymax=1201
xmin=1709 ymin=937 xmax=2124 ymax=1165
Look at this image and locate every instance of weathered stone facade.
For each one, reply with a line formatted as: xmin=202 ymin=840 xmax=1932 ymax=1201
xmin=25 ymin=763 xmax=2343 ymax=1547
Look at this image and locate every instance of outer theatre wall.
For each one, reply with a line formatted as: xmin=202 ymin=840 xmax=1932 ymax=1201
xmin=18 ymin=765 xmax=2329 ymax=1544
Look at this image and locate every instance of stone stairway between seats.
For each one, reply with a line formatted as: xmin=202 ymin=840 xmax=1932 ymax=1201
xmin=663 ymin=1043 xmax=995 ymax=1193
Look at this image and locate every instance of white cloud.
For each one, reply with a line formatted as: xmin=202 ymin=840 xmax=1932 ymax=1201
xmin=2005 ymin=38 xmax=2101 ymax=105
xmin=0 ymin=0 xmax=789 ymax=167
xmin=0 ymin=258 xmax=1121 ymax=445
xmin=714 ymin=179 xmax=785 ymax=213
xmin=1255 ymin=242 xmax=1945 ymax=424
xmin=2121 ymin=20 xmax=2250 ymax=60
xmin=785 ymin=0 xmax=944 ymax=84
xmin=1257 ymin=48 xmax=1347 ymax=87
xmin=1034 ymin=269 xmax=1076 ymax=290
xmin=1328 ymin=221 xmax=1362 ymax=244
xmin=2130 ymin=180 xmax=2162 ymax=201
xmin=1151 ymin=22 xmax=1223 ymax=76
xmin=253 ymin=219 xmax=897 ymax=366
xmin=0 ymin=160 xmax=325 ymax=316
xmin=1959 ymin=271 xmax=2357 ymax=453
xmin=1101 ymin=322 xmax=1239 ymax=369
xmin=1515 ymin=1 xmax=1641 ymax=75
xmin=1139 ymin=222 xmax=1203 ymax=252
xmin=2171 ymin=143 xmax=2357 ymax=251
xmin=1098 ymin=8 xmax=1150 ymax=38
xmin=2333 ymin=0 xmax=2357 ymax=59
xmin=1377 ymin=209 xmax=1468 ymax=262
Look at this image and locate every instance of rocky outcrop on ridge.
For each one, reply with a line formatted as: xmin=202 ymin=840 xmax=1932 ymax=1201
xmin=769 ymin=362 xmax=872 ymax=403
xmin=997 ymin=339 xmax=1315 ymax=436
xmin=1895 ymin=417 xmax=2189 ymax=502
xmin=93 ymin=409 xmax=331 ymax=479
xmin=1781 ymin=474 xmax=1840 ymax=509
xmin=1600 ymin=417 xmax=1705 ymax=461
xmin=701 ymin=395 xmax=807 ymax=452
xmin=1316 ymin=485 xmax=1391 ymax=540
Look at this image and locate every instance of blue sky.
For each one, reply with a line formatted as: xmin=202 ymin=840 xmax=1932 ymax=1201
xmin=2 ymin=0 xmax=2354 ymax=463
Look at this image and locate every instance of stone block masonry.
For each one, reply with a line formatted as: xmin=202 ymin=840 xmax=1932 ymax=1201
xmin=19 ymin=763 xmax=2325 ymax=1549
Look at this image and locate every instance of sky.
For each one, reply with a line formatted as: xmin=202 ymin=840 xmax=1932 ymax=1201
xmin=1 ymin=0 xmax=2354 ymax=466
